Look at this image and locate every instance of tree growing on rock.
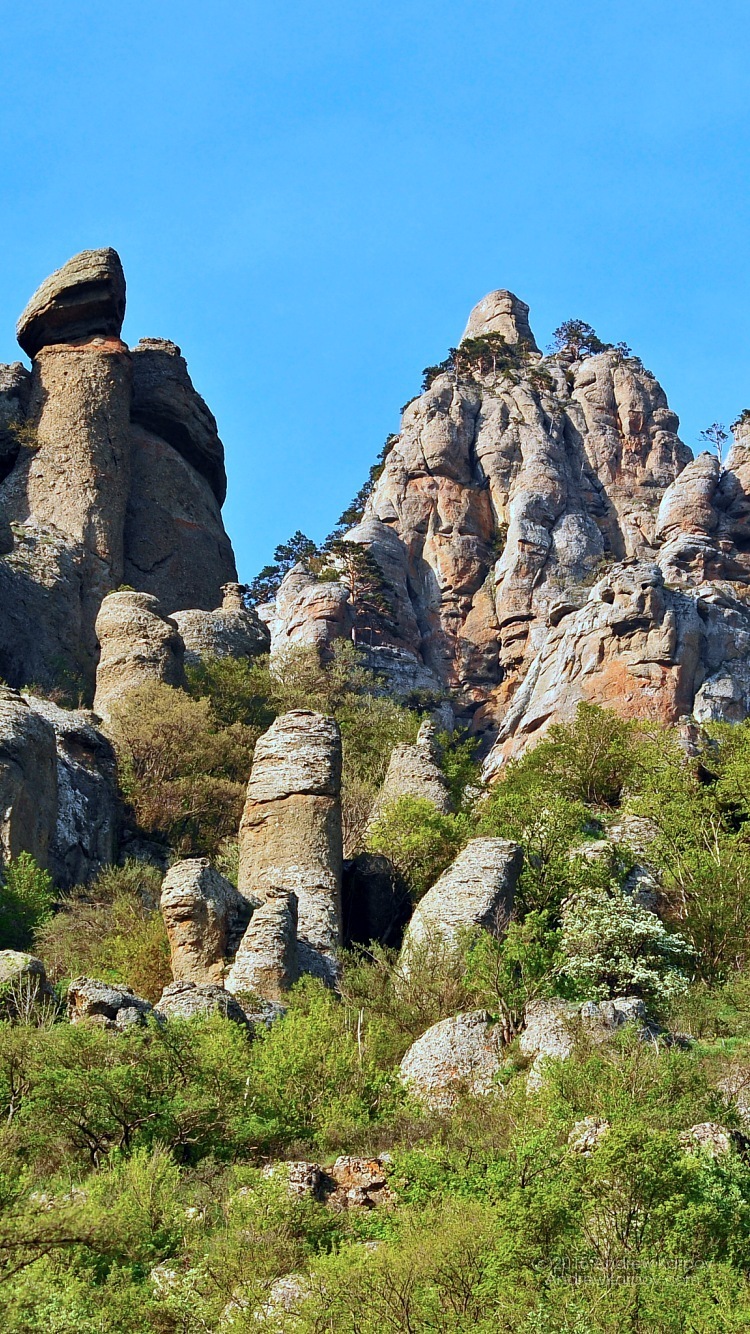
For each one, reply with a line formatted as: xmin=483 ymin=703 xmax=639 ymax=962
xmin=245 ymin=530 xmax=319 ymax=606
xmin=700 ymin=422 xmax=729 ymax=469
xmin=550 ymin=319 xmax=608 ymax=358
xmin=323 ymin=540 xmax=396 ymax=645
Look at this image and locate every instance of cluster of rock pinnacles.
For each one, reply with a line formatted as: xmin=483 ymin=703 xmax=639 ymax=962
xmin=2 ymin=248 xmax=750 ymax=1100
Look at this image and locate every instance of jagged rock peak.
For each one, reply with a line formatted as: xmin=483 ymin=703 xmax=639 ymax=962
xmin=460 ymin=288 xmax=540 ymax=352
xmin=17 ymin=248 xmax=126 ymax=357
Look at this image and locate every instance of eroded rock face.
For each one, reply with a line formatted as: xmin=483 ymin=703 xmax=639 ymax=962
xmin=172 ymin=583 xmax=269 ymax=666
xmin=0 ymin=688 xmax=57 ymax=869
xmin=93 ymin=591 xmax=185 ymax=721
xmin=155 ymin=980 xmax=249 ymax=1025
xmin=130 ymin=338 xmax=227 ymax=503
xmin=238 ymin=711 xmax=343 ymax=979
xmin=400 ymin=837 xmax=522 ymax=967
xmin=520 ymin=995 xmax=650 ymax=1088
xmin=16 ymin=248 xmax=126 ymax=357
xmin=399 ymin=1010 xmax=504 ymax=1110
xmin=25 ymin=696 xmax=120 ymax=888
xmin=160 ymin=859 xmax=256 ymax=986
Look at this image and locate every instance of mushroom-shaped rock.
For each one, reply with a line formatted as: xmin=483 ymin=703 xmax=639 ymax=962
xmin=399 ymin=1010 xmax=504 ymax=1110
xmin=17 ymin=248 xmax=126 ymax=357
xmin=160 ymin=859 xmax=257 ymax=986
xmin=130 ymin=337 xmax=227 ymax=504
xmin=461 ymin=289 xmax=540 ymax=352
xmin=67 ymin=977 xmax=155 ymax=1030
xmin=171 ymin=583 xmax=269 ymax=666
xmin=93 ymin=591 xmax=185 ymax=721
xmin=155 ymin=980 xmax=249 ymax=1025
xmin=400 ymin=837 xmax=522 ymax=969
xmin=238 ymin=711 xmax=343 ymax=976
xmin=225 ymin=888 xmax=299 ymax=1001
xmin=0 ymin=687 xmax=57 ymax=869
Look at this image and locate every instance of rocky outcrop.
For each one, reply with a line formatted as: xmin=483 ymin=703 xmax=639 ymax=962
xmin=172 ymin=583 xmax=269 ymax=666
xmin=372 ymin=720 xmax=452 ymax=817
xmin=67 ymin=977 xmax=156 ymax=1029
xmin=568 ymin=1117 xmax=610 ymax=1155
xmin=679 ymin=1122 xmax=749 ymax=1158
xmin=16 ymin=248 xmax=126 ymax=357
xmin=0 ymin=951 xmax=51 ymax=1010
xmin=154 ymin=980 xmax=249 ymax=1025
xmin=93 ymin=591 xmax=185 ymax=720
xmin=400 ymin=837 xmax=522 ymax=967
xmin=225 ymin=889 xmax=299 ymax=1000
xmin=238 ymin=711 xmax=343 ymax=980
xmin=399 ymin=1010 xmax=505 ymax=1110
xmin=461 ymin=288 xmax=540 ymax=350
xmin=25 ymin=696 xmax=120 ymax=888
xmin=520 ymin=995 xmax=651 ymax=1087
xmin=0 ymin=688 xmax=57 ymax=869
xmin=0 ymin=250 xmax=237 ymax=695
xmin=159 ymin=859 xmax=256 ymax=986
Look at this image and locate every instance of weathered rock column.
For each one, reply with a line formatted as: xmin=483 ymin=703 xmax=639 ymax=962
xmin=225 ymin=888 xmax=299 ymax=999
xmin=93 ymin=591 xmax=185 ymax=721
xmin=0 ymin=688 xmax=57 ymax=869
xmin=238 ymin=710 xmax=343 ymax=978
xmin=17 ymin=250 xmax=132 ymax=666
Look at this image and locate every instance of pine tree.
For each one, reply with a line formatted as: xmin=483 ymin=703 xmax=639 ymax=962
xmin=326 ymin=539 xmax=396 ymax=645
xmin=245 ymin=530 xmax=319 ymax=606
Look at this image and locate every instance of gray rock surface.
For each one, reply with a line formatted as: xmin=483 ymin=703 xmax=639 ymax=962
xmin=400 ymin=837 xmax=522 ymax=967
xmin=93 ymin=591 xmax=185 ymax=720
xmin=520 ymin=995 xmax=650 ymax=1087
xmin=0 ymin=688 xmax=57 ymax=869
xmin=461 ymin=288 xmax=541 ymax=351
xmin=130 ymin=338 xmax=227 ymax=504
xmin=225 ymin=889 xmax=299 ymax=1000
xmin=67 ymin=977 xmax=155 ymax=1029
xmin=399 ymin=1010 xmax=505 ymax=1110
xmin=16 ymin=248 xmax=126 ymax=356
xmin=172 ymin=583 xmax=269 ymax=666
xmin=160 ymin=858 xmax=256 ymax=986
xmin=155 ymin=980 xmax=249 ymax=1025
xmin=372 ymin=720 xmax=452 ymax=818
xmin=238 ymin=711 xmax=343 ymax=978
xmin=25 ymin=695 xmax=120 ymax=888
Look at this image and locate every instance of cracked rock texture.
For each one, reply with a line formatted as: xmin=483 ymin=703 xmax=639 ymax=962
xmin=160 ymin=859 xmax=257 ymax=986
xmin=267 ymin=289 xmax=750 ymax=767
xmin=238 ymin=711 xmax=344 ymax=978
xmin=225 ymin=888 xmax=299 ymax=1000
xmin=93 ymin=591 xmax=186 ymax=721
xmin=172 ymin=583 xmax=269 ymax=666
xmin=0 ymin=688 xmax=57 ymax=870
xmin=399 ymin=1010 xmax=505 ymax=1110
xmin=400 ymin=837 xmax=522 ymax=968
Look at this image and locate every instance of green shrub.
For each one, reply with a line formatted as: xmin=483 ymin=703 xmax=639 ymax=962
xmin=0 ymin=853 xmax=54 ymax=950
xmin=366 ymin=795 xmax=472 ymax=900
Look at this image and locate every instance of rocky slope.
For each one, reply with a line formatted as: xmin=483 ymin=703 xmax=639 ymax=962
xmin=266 ymin=290 xmax=750 ymax=771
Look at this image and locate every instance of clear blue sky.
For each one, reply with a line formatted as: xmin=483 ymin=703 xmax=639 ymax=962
xmin=0 ymin=2 xmax=749 ymax=580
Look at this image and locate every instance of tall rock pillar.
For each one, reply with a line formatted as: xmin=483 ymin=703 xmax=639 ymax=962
xmin=238 ymin=710 xmax=343 ymax=980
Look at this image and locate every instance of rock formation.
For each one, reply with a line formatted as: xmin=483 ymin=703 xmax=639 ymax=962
xmin=155 ymin=980 xmax=249 ymax=1025
xmin=0 ymin=688 xmax=57 ymax=869
xmin=238 ymin=711 xmax=343 ymax=980
xmin=264 ymin=288 xmax=750 ymax=766
xmin=172 ymin=582 xmax=269 ymax=666
xmin=225 ymin=888 xmax=299 ymax=1000
xmin=160 ymin=859 xmax=256 ymax=986
xmin=93 ymin=591 xmax=186 ymax=721
xmin=0 ymin=250 xmax=237 ymax=696
xmin=399 ymin=1010 xmax=505 ymax=1110
xmin=67 ymin=977 xmax=156 ymax=1029
xmin=372 ymin=720 xmax=452 ymax=818
xmin=400 ymin=837 xmax=522 ymax=968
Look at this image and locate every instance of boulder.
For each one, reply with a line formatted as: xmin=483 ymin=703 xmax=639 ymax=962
xmin=93 ymin=591 xmax=185 ymax=720
xmin=679 ymin=1122 xmax=749 ymax=1158
xmin=0 ymin=951 xmax=53 ymax=1013
xmin=155 ymin=980 xmax=249 ymax=1025
xmin=16 ymin=248 xmax=126 ymax=357
xmin=520 ymin=995 xmax=651 ymax=1087
xmin=159 ymin=858 xmax=256 ymax=986
xmin=260 ymin=1160 xmax=325 ymax=1199
xmin=238 ymin=711 xmax=343 ymax=978
xmin=25 ymin=695 xmax=120 ymax=888
xmin=171 ymin=583 xmax=269 ymax=666
xmin=399 ymin=1010 xmax=505 ymax=1110
xmin=326 ymin=1156 xmax=395 ymax=1210
xmin=400 ymin=837 xmax=522 ymax=967
xmin=66 ymin=977 xmax=156 ymax=1030
xmin=225 ymin=889 xmax=299 ymax=1000
xmin=0 ymin=687 xmax=57 ymax=869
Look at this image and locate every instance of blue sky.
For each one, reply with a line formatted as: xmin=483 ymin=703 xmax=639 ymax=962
xmin=0 ymin=2 xmax=749 ymax=580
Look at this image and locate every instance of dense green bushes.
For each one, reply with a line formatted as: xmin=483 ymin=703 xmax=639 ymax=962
xmin=0 ymin=853 xmax=54 ymax=950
